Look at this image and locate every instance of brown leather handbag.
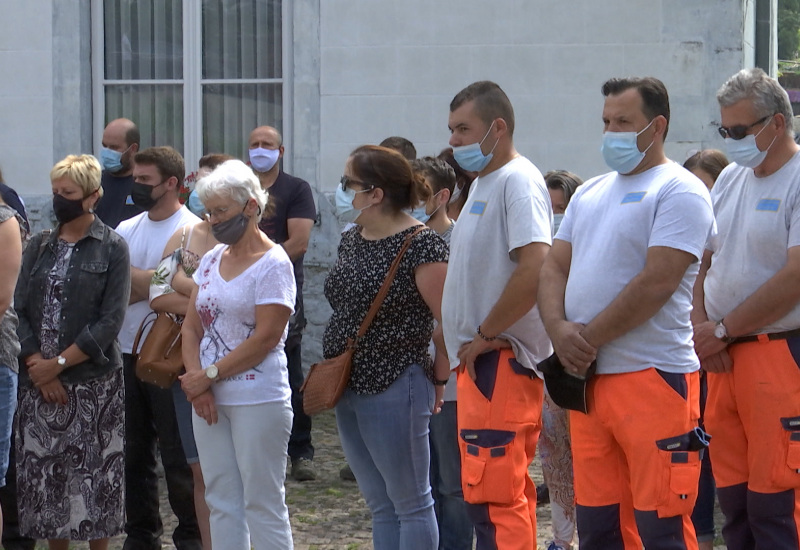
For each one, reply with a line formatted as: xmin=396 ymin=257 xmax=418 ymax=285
xmin=301 ymin=226 xmax=425 ymax=415
xmin=132 ymin=311 xmax=184 ymax=389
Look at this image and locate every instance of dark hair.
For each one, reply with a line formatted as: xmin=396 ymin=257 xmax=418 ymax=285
xmin=411 ymin=157 xmax=456 ymax=195
xmin=683 ymin=149 xmax=729 ymax=182
xmin=134 ymin=146 xmax=185 ymax=183
xmin=450 ymin=80 xmax=515 ymax=137
xmin=349 ymin=145 xmax=431 ymax=211
xmin=199 ymin=153 xmax=235 ymax=171
xmin=125 ymin=125 xmax=141 ymax=147
xmin=438 ymin=148 xmax=477 ymax=212
xmin=601 ymin=77 xmax=670 ymax=140
xmin=379 ymin=136 xmax=417 ymax=161
xmin=545 ymin=170 xmax=584 ymax=206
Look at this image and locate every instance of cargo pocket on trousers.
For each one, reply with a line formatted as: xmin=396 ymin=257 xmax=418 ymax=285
xmin=778 ymin=416 xmax=800 ymax=490
xmin=460 ymin=429 xmax=517 ymax=505
xmin=654 ymin=432 xmax=704 ymax=518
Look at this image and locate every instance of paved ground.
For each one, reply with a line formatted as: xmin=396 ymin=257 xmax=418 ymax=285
xmin=54 ymin=409 xmax=726 ymax=550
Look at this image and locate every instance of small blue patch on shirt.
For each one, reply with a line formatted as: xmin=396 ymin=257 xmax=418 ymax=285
xmin=756 ymin=198 xmax=780 ymax=212
xmin=621 ymin=191 xmax=647 ymax=204
xmin=469 ymin=201 xmax=487 ymax=215
xmin=125 ymin=195 xmax=134 ymax=205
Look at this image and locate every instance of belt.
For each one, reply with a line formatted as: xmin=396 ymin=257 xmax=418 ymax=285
xmin=734 ymin=328 xmax=800 ymax=344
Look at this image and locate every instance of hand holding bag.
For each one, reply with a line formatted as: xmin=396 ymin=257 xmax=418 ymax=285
xmin=301 ymin=226 xmax=425 ymax=415
xmin=133 ymin=311 xmax=184 ymax=389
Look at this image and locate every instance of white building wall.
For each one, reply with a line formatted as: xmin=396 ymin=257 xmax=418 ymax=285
xmin=0 ymin=0 xmax=54 ymax=196
xmin=319 ymin=0 xmax=748 ymax=188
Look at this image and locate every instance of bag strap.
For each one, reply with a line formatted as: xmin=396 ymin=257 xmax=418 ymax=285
xmin=352 ymin=225 xmax=426 ymax=346
xmin=131 ymin=311 xmax=158 ymax=356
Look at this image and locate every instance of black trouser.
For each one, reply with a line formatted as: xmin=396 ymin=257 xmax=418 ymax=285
xmin=122 ymin=354 xmax=201 ymax=550
xmin=286 ymin=339 xmax=314 ymax=461
xmin=0 ymin=426 xmax=34 ymax=550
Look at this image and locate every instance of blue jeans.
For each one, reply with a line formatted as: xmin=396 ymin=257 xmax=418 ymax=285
xmin=0 ymin=365 xmax=17 ymax=487
xmin=430 ymin=401 xmax=474 ymax=550
xmin=336 ymin=364 xmax=438 ymax=550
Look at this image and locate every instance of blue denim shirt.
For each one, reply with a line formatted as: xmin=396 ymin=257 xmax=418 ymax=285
xmin=15 ymin=217 xmax=130 ymax=385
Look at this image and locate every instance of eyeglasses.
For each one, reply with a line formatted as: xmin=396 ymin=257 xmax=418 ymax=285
xmin=204 ymin=206 xmax=231 ymax=221
xmin=718 ymin=115 xmax=772 ymax=140
xmin=341 ymin=175 xmax=370 ymax=191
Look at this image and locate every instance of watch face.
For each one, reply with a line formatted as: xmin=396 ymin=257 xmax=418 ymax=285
xmin=206 ymin=365 xmax=218 ymax=379
xmin=714 ymin=324 xmax=726 ymax=339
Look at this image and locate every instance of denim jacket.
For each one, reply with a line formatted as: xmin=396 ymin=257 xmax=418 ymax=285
xmin=15 ymin=217 xmax=131 ymax=385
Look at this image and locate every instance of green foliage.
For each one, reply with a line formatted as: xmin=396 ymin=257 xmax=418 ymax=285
xmin=780 ymin=0 xmax=800 ymax=59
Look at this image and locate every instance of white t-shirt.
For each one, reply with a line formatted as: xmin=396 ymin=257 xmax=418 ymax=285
xmin=704 ymin=152 xmax=800 ymax=333
xmin=193 ymin=243 xmax=296 ymax=406
xmin=557 ymin=162 xmax=715 ymax=375
xmin=441 ymin=156 xmax=553 ymax=374
xmin=116 ymin=207 xmax=201 ymax=353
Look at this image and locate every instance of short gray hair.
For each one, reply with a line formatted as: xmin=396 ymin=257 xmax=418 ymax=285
xmin=195 ymin=159 xmax=268 ymax=215
xmin=717 ymin=68 xmax=794 ymax=137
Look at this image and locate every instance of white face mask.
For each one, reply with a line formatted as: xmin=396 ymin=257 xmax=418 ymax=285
xmin=449 ymin=183 xmax=462 ymax=204
xmin=724 ymin=115 xmax=776 ymax=169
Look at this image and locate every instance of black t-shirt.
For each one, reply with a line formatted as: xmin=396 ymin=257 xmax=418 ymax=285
xmin=257 ymin=171 xmax=316 ymax=289
xmin=95 ymin=171 xmax=143 ymax=228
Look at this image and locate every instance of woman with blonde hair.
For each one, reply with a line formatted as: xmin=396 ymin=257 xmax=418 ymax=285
xmin=14 ymin=154 xmax=130 ymax=550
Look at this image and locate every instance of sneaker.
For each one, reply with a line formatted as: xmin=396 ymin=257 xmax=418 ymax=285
xmin=291 ymin=457 xmax=317 ymax=481
xmin=339 ymin=463 xmax=356 ymax=481
xmin=546 ymin=542 xmax=572 ymax=550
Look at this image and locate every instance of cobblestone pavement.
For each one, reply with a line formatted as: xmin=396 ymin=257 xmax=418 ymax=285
xmin=53 ymin=409 xmax=726 ymax=550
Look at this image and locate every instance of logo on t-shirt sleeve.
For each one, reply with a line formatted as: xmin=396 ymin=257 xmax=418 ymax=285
xmin=621 ymin=191 xmax=647 ymax=204
xmin=756 ymin=198 xmax=781 ymax=212
xmin=469 ymin=201 xmax=487 ymax=215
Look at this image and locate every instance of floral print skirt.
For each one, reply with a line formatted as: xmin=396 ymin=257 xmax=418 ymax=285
xmin=15 ymin=368 xmax=125 ymax=540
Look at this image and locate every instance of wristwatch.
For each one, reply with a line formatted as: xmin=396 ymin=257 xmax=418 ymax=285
xmin=714 ymin=321 xmax=736 ymax=344
xmin=433 ymin=377 xmax=448 ymax=386
xmin=205 ymin=364 xmax=219 ymax=381
xmin=57 ymin=355 xmax=67 ymax=369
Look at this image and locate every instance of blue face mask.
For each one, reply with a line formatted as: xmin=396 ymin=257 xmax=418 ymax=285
xmin=335 ymin=185 xmax=372 ymax=224
xmin=553 ymin=213 xmax=564 ymax=236
xmin=100 ymin=145 xmax=130 ymax=173
xmin=724 ymin=115 xmax=776 ymax=169
xmin=600 ymin=119 xmax=655 ymax=175
xmin=453 ymin=121 xmax=499 ymax=172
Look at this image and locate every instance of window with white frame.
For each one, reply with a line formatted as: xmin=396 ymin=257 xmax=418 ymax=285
xmin=92 ymin=0 xmax=288 ymax=172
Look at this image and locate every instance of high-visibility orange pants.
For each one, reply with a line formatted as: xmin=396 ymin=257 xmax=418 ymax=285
xmin=570 ymin=368 xmax=701 ymax=550
xmin=705 ymin=338 xmax=800 ymax=550
xmin=457 ymin=349 xmax=543 ymax=550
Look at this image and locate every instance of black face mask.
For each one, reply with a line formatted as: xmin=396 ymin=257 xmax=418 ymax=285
xmin=211 ymin=207 xmax=250 ymax=245
xmin=131 ymin=181 xmax=166 ymax=211
xmin=52 ymin=194 xmax=87 ymax=224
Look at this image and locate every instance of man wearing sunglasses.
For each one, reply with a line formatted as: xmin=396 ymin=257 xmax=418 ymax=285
xmin=692 ymin=68 xmax=800 ymax=549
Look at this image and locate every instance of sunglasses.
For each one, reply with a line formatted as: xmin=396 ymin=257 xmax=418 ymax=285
xmin=718 ymin=115 xmax=772 ymax=140
xmin=340 ymin=175 xmax=372 ymax=192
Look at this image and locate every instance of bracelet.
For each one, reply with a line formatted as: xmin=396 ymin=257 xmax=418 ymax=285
xmin=433 ymin=378 xmax=448 ymax=386
xmin=476 ymin=325 xmax=496 ymax=342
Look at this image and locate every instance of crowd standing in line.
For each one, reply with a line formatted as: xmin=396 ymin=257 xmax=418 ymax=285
xmin=0 ymin=67 xmax=798 ymax=550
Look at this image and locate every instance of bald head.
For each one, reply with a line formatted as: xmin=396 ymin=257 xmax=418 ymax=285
xmin=102 ymin=118 xmax=140 ymax=175
xmin=249 ymin=126 xmax=283 ymax=149
xmin=105 ymin=118 xmax=140 ymax=148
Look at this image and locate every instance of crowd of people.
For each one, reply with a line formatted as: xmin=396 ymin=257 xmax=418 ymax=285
xmin=0 ymin=66 xmax=797 ymax=550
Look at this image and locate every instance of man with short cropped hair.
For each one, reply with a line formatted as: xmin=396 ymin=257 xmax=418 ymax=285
xmin=693 ymin=67 xmax=800 ymax=550
xmin=441 ymin=80 xmax=553 ymax=550
xmin=96 ymin=118 xmax=143 ymax=228
xmin=116 ymin=146 xmax=202 ymax=550
xmin=248 ymin=126 xmax=318 ymax=481
xmin=380 ymin=136 xmax=417 ymax=161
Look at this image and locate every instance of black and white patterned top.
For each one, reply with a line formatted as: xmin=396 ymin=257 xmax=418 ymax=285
xmin=40 ymin=240 xmax=75 ymax=359
xmin=323 ymin=225 xmax=449 ymax=395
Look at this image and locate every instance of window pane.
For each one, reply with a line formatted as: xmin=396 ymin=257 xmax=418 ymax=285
xmin=106 ymin=85 xmax=184 ymax=155
xmin=202 ymin=84 xmax=282 ymax=158
xmin=104 ymin=0 xmax=183 ymax=80
xmin=202 ymin=0 xmax=282 ymax=80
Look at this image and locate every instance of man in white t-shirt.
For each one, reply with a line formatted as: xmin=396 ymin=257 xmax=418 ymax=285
xmin=693 ymin=68 xmax=800 ymax=549
xmin=538 ymin=77 xmax=715 ymax=549
xmin=115 ymin=146 xmax=202 ymax=550
xmin=440 ymin=81 xmax=552 ymax=550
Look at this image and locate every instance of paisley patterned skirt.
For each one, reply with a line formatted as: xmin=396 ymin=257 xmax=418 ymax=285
xmin=15 ymin=368 xmax=125 ymax=540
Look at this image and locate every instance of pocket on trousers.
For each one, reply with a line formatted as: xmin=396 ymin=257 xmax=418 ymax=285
xmin=777 ymin=416 xmax=800 ymax=490
xmin=460 ymin=429 xmax=519 ymax=505
xmin=655 ymin=449 xmax=701 ymax=518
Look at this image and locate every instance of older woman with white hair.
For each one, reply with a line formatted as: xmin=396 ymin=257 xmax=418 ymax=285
xmin=180 ymin=159 xmax=296 ymax=549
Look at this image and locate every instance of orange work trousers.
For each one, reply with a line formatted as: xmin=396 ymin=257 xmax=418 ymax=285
xmin=705 ymin=337 xmax=800 ymax=549
xmin=570 ymin=368 xmax=702 ymax=550
xmin=457 ymin=349 xmax=543 ymax=550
